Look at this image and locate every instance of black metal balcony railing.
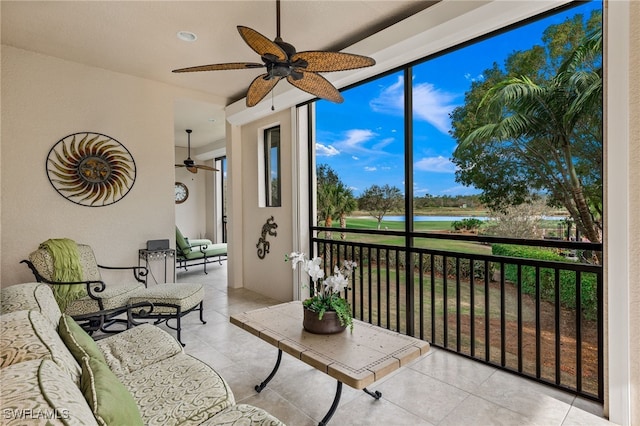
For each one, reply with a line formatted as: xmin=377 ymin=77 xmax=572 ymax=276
xmin=312 ymin=227 xmax=603 ymax=402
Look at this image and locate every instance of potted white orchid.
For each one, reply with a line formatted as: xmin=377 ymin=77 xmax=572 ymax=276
xmin=287 ymin=252 xmax=356 ymax=333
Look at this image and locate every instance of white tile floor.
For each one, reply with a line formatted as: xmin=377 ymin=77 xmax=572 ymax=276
xmin=171 ymin=264 xmax=615 ymax=426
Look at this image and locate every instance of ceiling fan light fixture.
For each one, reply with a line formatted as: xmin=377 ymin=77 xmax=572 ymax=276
xmin=177 ymin=31 xmax=197 ymax=42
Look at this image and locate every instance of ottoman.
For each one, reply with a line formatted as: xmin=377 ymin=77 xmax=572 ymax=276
xmin=128 ymin=282 xmax=205 ymax=345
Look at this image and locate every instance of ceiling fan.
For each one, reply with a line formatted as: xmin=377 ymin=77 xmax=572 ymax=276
xmin=175 ymin=129 xmax=218 ymax=173
xmin=172 ymin=0 xmax=376 ymax=107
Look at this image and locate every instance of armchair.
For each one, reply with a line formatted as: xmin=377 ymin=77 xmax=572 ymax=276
xmin=22 ymin=240 xmax=205 ymax=345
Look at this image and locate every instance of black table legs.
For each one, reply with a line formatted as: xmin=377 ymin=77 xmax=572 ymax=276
xmin=319 ymin=381 xmax=342 ymax=426
xmin=255 ymin=349 xmax=282 ymax=393
xmin=254 ymin=349 xmax=382 ymax=426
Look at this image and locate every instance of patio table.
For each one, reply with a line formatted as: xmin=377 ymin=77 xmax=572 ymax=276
xmin=230 ymin=301 xmax=430 ymax=425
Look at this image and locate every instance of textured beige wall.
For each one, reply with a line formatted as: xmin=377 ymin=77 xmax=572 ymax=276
xmin=628 ymin=0 xmax=640 ymax=420
xmin=1 ymin=46 xmax=218 ymax=286
xmin=235 ymin=109 xmax=293 ymax=303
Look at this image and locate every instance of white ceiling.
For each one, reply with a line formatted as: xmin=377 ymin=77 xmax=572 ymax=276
xmin=1 ymin=0 xmax=436 ymax=149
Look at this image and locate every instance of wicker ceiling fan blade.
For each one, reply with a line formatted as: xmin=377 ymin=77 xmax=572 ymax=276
xmin=173 ymin=62 xmax=264 ymax=73
xmin=292 ymin=51 xmax=376 ymax=73
xmin=238 ymin=26 xmax=287 ymax=61
xmin=195 ymin=165 xmax=219 ymax=172
xmin=246 ymin=74 xmax=281 ymax=107
xmin=287 ymin=72 xmax=343 ymax=103
xmin=176 ymin=163 xmax=217 ymax=172
xmin=174 ymin=1 xmax=371 ymax=107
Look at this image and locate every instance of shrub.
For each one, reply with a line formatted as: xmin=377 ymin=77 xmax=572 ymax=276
xmin=492 ymin=244 xmax=598 ymax=320
xmin=451 ymin=218 xmax=484 ymax=232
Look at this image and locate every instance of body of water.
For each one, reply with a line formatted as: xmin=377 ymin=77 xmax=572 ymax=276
xmin=383 ymin=215 xmax=489 ymax=222
xmin=356 ymin=215 xmax=567 ymax=222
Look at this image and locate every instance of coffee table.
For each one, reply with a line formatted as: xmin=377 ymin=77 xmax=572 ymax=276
xmin=230 ymin=301 xmax=430 ymax=425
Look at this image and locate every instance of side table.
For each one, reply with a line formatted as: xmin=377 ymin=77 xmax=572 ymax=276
xmin=138 ymin=248 xmax=176 ymax=285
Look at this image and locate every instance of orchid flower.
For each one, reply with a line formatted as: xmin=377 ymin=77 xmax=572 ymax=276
xmin=287 ymin=252 xmax=356 ymax=296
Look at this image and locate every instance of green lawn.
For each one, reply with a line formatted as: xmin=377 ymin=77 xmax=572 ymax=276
xmin=321 ymin=216 xmax=491 ymax=256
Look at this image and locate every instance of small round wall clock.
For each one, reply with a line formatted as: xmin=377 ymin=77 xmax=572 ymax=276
xmin=175 ymin=182 xmax=189 ymax=204
xmin=46 ymin=132 xmax=136 ymax=207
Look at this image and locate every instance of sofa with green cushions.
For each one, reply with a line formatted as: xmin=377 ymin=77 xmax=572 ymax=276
xmin=175 ymin=226 xmax=227 ymax=274
xmin=0 ymin=282 xmax=284 ymax=426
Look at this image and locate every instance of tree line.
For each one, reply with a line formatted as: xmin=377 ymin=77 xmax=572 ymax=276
xmin=318 ymin=164 xmax=486 ymax=230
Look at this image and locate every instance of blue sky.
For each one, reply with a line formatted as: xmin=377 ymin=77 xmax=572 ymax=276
xmin=315 ymin=1 xmax=601 ymax=198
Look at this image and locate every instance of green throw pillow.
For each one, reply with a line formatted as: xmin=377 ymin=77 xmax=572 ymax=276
xmin=58 ymin=314 xmax=106 ymax=365
xmin=80 ymin=356 xmax=143 ymax=425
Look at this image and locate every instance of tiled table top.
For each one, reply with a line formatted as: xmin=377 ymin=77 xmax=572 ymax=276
xmin=230 ymin=301 xmax=430 ymax=389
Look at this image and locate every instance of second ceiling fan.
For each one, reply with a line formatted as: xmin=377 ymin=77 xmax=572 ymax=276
xmin=173 ymin=0 xmax=376 ymax=107
xmin=175 ymin=129 xmax=217 ymax=174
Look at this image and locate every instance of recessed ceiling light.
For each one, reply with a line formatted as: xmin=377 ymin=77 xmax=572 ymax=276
xmin=177 ymin=31 xmax=197 ymax=42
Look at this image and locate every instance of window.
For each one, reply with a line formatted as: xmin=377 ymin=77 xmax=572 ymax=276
xmin=263 ymin=126 xmax=281 ymax=207
xmin=314 ymin=1 xmax=602 ymax=242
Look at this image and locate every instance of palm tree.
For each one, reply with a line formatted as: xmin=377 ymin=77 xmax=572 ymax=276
xmin=317 ymin=183 xmax=336 ymax=239
xmin=333 ymin=183 xmax=357 ymax=240
xmin=317 ymin=164 xmax=357 ymax=240
xmin=317 ymin=182 xmax=356 ymax=240
xmin=460 ymin=28 xmax=602 ymax=250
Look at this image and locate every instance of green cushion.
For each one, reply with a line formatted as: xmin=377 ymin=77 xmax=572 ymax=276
xmin=80 ymin=356 xmax=143 ymax=426
xmin=180 ymin=243 xmax=227 ymax=260
xmin=58 ymin=314 xmax=106 ymax=364
xmin=175 ymin=226 xmax=191 ymax=254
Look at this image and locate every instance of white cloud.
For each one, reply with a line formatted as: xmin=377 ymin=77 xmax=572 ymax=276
xmin=441 ymin=185 xmax=478 ymax=195
xmin=369 ymin=77 xmax=404 ymax=115
xmin=341 ymin=129 xmax=376 ymax=150
xmin=316 ymin=143 xmax=340 ymax=157
xmin=373 ymin=137 xmax=394 ymax=150
xmin=370 ymin=75 xmax=459 ymax=135
xmin=364 ymin=166 xmax=377 ymax=172
xmin=464 ymin=73 xmax=485 ymax=82
xmin=414 ymin=156 xmax=456 ymax=173
xmin=317 ymin=128 xmax=387 ymax=158
xmin=413 ymin=83 xmax=458 ymax=134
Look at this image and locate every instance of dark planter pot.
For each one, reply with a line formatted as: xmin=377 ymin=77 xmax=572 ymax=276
xmin=303 ymin=307 xmax=346 ymax=334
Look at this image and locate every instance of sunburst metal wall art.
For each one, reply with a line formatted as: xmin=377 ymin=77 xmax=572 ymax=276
xmin=46 ymin=132 xmax=136 ymax=207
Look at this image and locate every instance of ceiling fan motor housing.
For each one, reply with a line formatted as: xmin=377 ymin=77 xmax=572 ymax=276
xmin=274 ymin=37 xmax=296 ymax=57
xmin=267 ymin=62 xmax=293 ymax=78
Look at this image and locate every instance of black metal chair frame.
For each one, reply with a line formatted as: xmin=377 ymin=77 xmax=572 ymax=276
xmin=20 ymin=260 xmax=152 ymax=333
xmin=175 ymin=249 xmax=227 ymax=275
xmin=134 ymin=300 xmax=206 ymax=345
xmin=21 ymin=259 xmax=206 ymax=345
